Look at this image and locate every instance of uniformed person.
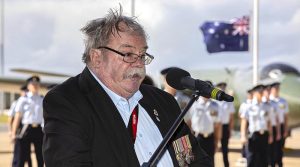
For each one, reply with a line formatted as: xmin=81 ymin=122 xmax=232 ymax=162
xmin=216 ymin=82 xmax=235 ymax=167
xmin=11 ymin=76 xmax=44 ymax=167
xmin=262 ymin=84 xmax=281 ymax=167
xmin=269 ymin=82 xmax=289 ymax=167
xmin=8 ymin=85 xmax=32 ymax=167
xmin=188 ymin=81 xmax=222 ymax=167
xmin=240 ymin=84 xmax=273 ymax=167
xmin=237 ymin=88 xmax=253 ymax=164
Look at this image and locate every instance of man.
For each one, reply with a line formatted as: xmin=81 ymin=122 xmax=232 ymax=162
xmin=240 ymin=84 xmax=273 ymax=167
xmin=8 ymin=85 xmax=32 ymax=167
xmin=11 ymin=76 xmax=44 ymax=167
xmin=42 ymin=7 xmax=211 ymax=167
xmin=188 ymin=81 xmax=222 ymax=167
xmin=215 ymin=82 xmax=235 ymax=167
xmin=236 ymin=88 xmax=253 ymax=165
xmin=269 ymin=82 xmax=289 ymax=167
xmin=262 ymin=84 xmax=281 ymax=167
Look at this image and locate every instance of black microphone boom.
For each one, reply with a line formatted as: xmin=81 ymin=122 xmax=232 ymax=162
xmin=166 ymin=68 xmax=234 ymax=102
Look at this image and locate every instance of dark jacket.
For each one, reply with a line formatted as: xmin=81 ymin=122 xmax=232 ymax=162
xmin=43 ymin=67 xmax=212 ymax=167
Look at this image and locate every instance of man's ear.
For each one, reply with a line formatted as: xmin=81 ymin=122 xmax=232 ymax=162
xmin=89 ymin=49 xmax=102 ymax=68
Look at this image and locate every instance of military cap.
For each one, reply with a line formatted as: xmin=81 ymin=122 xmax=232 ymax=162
xmin=251 ymin=84 xmax=265 ymax=92
xmin=26 ymin=76 xmax=40 ymax=84
xmin=270 ymin=82 xmax=280 ymax=87
xmin=216 ymin=82 xmax=227 ymax=87
xmin=20 ymin=84 xmax=28 ymax=91
xmin=247 ymin=88 xmax=253 ymax=93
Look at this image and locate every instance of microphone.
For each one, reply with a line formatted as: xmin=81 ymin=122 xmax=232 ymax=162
xmin=166 ymin=67 xmax=234 ymax=102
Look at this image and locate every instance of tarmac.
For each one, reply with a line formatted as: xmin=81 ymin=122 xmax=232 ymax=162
xmin=0 ymin=123 xmax=300 ymax=167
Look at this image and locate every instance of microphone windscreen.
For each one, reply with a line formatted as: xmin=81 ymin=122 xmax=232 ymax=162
xmin=166 ymin=68 xmax=191 ymax=90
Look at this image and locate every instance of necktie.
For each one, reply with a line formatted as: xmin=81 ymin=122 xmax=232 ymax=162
xmin=128 ymin=105 xmax=139 ymax=143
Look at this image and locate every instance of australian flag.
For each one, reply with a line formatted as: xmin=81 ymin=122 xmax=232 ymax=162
xmin=200 ymin=16 xmax=249 ymax=53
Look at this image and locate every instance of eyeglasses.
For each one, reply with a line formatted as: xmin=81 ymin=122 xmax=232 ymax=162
xmin=98 ymin=46 xmax=154 ymax=65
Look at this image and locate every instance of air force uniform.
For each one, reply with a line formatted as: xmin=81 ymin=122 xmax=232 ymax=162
xmin=241 ymin=98 xmax=271 ymax=167
xmin=262 ymin=97 xmax=279 ymax=167
xmin=15 ymin=91 xmax=44 ymax=167
xmin=270 ymin=95 xmax=289 ymax=167
xmin=189 ymin=97 xmax=221 ymax=166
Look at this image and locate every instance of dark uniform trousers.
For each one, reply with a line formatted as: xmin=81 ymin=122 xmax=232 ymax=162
xmin=221 ymin=124 xmax=230 ymax=167
xmin=268 ymin=126 xmax=278 ymax=167
xmin=12 ymin=123 xmax=32 ymax=167
xmin=246 ymin=131 xmax=269 ymax=167
xmin=19 ymin=125 xmax=44 ymax=167
xmin=276 ymin=124 xmax=286 ymax=167
xmin=197 ymin=133 xmax=215 ymax=167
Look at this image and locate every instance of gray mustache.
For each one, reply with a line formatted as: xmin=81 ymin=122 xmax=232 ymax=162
xmin=124 ymin=68 xmax=146 ymax=79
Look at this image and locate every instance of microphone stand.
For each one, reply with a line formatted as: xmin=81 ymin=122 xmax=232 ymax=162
xmin=141 ymin=91 xmax=200 ymax=167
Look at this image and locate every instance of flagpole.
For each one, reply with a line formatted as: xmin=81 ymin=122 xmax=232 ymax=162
xmin=0 ymin=0 xmax=4 ymax=114
xmin=131 ymin=0 xmax=135 ymax=17
xmin=0 ymin=0 xmax=4 ymax=76
xmin=252 ymin=0 xmax=259 ymax=85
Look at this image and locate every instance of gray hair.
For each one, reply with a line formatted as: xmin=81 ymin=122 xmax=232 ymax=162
xmin=81 ymin=6 xmax=147 ymax=64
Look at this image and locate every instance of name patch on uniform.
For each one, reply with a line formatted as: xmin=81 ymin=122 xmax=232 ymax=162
xmin=172 ymin=135 xmax=194 ymax=167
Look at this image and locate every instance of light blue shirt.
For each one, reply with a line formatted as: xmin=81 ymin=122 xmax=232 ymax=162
xmin=238 ymin=99 xmax=252 ymax=117
xmin=270 ymin=95 xmax=289 ymax=124
xmin=14 ymin=92 xmax=44 ymax=125
xmin=89 ymin=69 xmax=173 ymax=167
xmin=218 ymin=101 xmax=235 ymax=124
xmin=8 ymin=100 xmax=17 ymax=117
xmin=189 ymin=97 xmax=220 ymax=136
xmin=241 ymin=98 xmax=270 ymax=133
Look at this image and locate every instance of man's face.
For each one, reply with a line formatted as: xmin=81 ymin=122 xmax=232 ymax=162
xmin=96 ymin=30 xmax=147 ymax=98
xmin=27 ymin=81 xmax=40 ymax=93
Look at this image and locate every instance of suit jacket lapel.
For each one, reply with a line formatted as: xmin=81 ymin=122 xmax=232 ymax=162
xmin=78 ymin=67 xmax=139 ymax=166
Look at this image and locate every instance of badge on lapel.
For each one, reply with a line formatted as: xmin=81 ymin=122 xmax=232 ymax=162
xmin=172 ymin=135 xmax=194 ymax=167
xmin=153 ymin=109 xmax=160 ymax=122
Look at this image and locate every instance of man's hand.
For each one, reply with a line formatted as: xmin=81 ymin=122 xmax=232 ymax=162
xmin=241 ymin=136 xmax=247 ymax=145
xmin=268 ymin=135 xmax=273 ymax=144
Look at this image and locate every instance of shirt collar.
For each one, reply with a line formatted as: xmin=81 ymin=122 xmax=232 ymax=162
xmin=88 ymin=68 xmax=143 ymax=107
xmin=26 ymin=92 xmax=34 ymax=97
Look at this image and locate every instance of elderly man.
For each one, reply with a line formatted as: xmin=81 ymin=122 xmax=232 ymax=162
xmin=42 ymin=7 xmax=211 ymax=167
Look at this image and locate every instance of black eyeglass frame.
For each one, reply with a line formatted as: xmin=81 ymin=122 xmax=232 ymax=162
xmin=97 ymin=46 xmax=154 ymax=65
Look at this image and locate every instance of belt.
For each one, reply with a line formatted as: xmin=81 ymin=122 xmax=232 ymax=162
xmin=29 ymin=124 xmax=41 ymax=128
xmin=200 ymin=132 xmax=213 ymax=138
xmin=254 ymin=130 xmax=267 ymax=135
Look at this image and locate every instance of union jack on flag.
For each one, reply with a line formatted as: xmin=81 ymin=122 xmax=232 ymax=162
xmin=200 ymin=16 xmax=249 ymax=53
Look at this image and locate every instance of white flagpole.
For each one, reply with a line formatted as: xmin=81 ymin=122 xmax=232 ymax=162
xmin=131 ymin=0 xmax=135 ymax=17
xmin=0 ymin=0 xmax=4 ymax=114
xmin=252 ymin=0 xmax=259 ymax=85
xmin=0 ymin=0 xmax=4 ymax=76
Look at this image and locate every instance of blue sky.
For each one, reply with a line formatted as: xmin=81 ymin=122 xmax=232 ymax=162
xmin=2 ymin=0 xmax=300 ymax=79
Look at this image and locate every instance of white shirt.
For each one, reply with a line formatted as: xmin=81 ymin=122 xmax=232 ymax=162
xmin=238 ymin=99 xmax=252 ymax=117
xmin=8 ymin=100 xmax=17 ymax=117
xmin=241 ymin=99 xmax=269 ymax=133
xmin=89 ymin=69 xmax=173 ymax=167
xmin=14 ymin=92 xmax=44 ymax=125
xmin=262 ymin=97 xmax=278 ymax=126
xmin=218 ymin=101 xmax=235 ymax=124
xmin=189 ymin=97 xmax=220 ymax=136
xmin=270 ymin=95 xmax=289 ymax=124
